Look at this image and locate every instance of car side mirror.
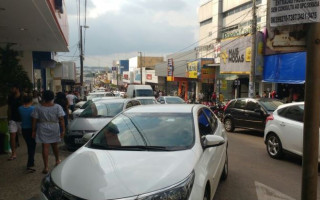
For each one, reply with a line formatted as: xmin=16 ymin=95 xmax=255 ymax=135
xmin=160 ymin=100 xmax=165 ymax=104
xmin=202 ymin=135 xmax=225 ymax=149
xmin=82 ymin=132 xmax=96 ymax=142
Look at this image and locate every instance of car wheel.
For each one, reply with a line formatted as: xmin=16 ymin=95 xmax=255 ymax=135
xmin=224 ymin=118 xmax=234 ymax=132
xmin=203 ymin=186 xmax=210 ymax=200
xmin=221 ymin=151 xmax=228 ymax=180
xmin=266 ymin=133 xmax=283 ymax=159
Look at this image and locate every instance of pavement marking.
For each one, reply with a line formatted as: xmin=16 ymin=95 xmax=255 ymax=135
xmin=255 ymin=181 xmax=296 ymax=200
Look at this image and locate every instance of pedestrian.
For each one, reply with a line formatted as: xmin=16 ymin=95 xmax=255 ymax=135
xmin=219 ymin=92 xmax=224 ymax=103
xmin=54 ymin=92 xmax=69 ymax=133
xmin=211 ymin=92 xmax=217 ymax=104
xmin=66 ymin=91 xmax=76 ymax=112
xmin=18 ymin=95 xmax=36 ymax=172
xmin=7 ymin=84 xmax=22 ymax=161
xmin=255 ymin=92 xmax=261 ymax=98
xmin=32 ymin=90 xmax=41 ymax=105
xmin=198 ymin=91 xmax=204 ymax=103
xmin=31 ymin=90 xmax=65 ymax=174
xmin=262 ymin=91 xmax=267 ymax=98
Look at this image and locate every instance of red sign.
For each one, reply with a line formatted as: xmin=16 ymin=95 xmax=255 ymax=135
xmin=123 ymin=74 xmax=129 ymax=80
xmin=146 ymin=74 xmax=152 ymax=80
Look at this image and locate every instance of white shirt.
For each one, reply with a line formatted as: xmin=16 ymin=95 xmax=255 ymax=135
xmin=66 ymin=94 xmax=76 ymax=105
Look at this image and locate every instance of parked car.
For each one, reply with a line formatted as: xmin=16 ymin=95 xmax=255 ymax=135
xmin=157 ymin=96 xmax=186 ymax=104
xmin=223 ymin=98 xmax=283 ymax=132
xmin=134 ymin=96 xmax=158 ymax=105
xmin=72 ymin=97 xmax=120 ymax=119
xmin=41 ymin=104 xmax=228 ymax=200
xmin=65 ymin=98 xmax=141 ymax=150
xmin=86 ymin=92 xmax=115 ymax=101
xmin=264 ymin=102 xmax=320 ymax=161
xmin=74 ymin=101 xmax=86 ymax=110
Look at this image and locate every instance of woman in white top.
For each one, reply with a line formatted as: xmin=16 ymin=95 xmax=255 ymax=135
xmin=32 ymin=90 xmax=65 ymax=174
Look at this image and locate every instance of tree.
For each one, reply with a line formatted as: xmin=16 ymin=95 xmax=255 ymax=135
xmin=0 ymin=44 xmax=33 ymax=106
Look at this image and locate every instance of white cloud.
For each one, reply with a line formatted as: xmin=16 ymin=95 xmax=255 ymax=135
xmin=87 ymin=0 xmax=126 ymax=18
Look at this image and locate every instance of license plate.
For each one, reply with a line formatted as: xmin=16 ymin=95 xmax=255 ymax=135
xmin=74 ymin=138 xmax=83 ymax=144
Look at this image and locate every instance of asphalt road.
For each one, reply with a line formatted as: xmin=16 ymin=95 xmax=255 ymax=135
xmin=213 ymin=129 xmax=320 ymax=200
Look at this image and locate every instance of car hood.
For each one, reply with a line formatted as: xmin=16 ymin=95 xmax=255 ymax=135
xmin=68 ymin=118 xmax=111 ymax=132
xmin=51 ymin=147 xmax=196 ymax=200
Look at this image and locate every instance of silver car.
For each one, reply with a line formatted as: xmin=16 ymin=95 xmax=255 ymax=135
xmin=65 ymin=98 xmax=141 ymax=150
xmin=157 ymin=96 xmax=186 ymax=104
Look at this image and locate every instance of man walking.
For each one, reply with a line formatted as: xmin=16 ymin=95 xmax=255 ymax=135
xmin=7 ymin=84 xmax=22 ymax=160
xmin=66 ymin=91 xmax=76 ymax=113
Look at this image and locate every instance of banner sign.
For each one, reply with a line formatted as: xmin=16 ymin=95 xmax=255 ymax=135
xmin=270 ymin=0 xmax=320 ymax=26
xmin=186 ymin=61 xmax=198 ymax=78
xmin=220 ymin=36 xmax=252 ymax=74
xmin=146 ymin=74 xmax=152 ymax=80
xmin=201 ymin=68 xmax=215 ymax=80
xmin=167 ymin=58 xmax=174 ymax=81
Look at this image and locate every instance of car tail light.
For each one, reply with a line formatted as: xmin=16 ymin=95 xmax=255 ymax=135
xmin=224 ymin=101 xmax=231 ymax=112
xmin=266 ymin=114 xmax=274 ymax=123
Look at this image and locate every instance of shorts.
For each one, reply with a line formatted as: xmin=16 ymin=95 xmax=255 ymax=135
xmin=9 ymin=120 xmax=21 ymax=134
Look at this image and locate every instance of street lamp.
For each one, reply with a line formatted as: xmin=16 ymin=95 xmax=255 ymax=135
xmin=80 ymin=25 xmax=89 ymax=99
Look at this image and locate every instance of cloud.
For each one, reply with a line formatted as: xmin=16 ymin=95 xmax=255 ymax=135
xmin=62 ymin=0 xmax=199 ymax=67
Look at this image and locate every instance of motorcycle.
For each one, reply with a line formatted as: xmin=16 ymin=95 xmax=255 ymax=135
xmin=210 ymin=102 xmax=225 ymax=121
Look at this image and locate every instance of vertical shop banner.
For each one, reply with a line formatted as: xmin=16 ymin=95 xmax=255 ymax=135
xmin=270 ymin=0 xmax=320 ymax=27
xmin=167 ymin=58 xmax=174 ymax=81
xmin=255 ymin=32 xmax=264 ymax=76
xmin=221 ymin=80 xmax=228 ymax=90
xmin=187 ymin=61 xmax=198 ymax=78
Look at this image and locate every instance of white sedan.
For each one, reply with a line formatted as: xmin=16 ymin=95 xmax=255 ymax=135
xmin=40 ymin=104 xmax=228 ymax=200
xmin=264 ymin=102 xmax=320 ymax=162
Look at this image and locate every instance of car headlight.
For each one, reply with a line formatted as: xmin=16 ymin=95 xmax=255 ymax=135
xmin=138 ymin=171 xmax=195 ymax=200
xmin=41 ymin=174 xmax=63 ymax=199
xmin=41 ymin=174 xmax=85 ymax=200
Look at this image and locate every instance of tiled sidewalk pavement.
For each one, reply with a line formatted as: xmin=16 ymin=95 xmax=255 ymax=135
xmin=0 ymin=136 xmax=71 ymax=200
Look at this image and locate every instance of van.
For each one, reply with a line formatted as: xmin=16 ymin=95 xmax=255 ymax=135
xmin=126 ymin=85 xmax=154 ymax=98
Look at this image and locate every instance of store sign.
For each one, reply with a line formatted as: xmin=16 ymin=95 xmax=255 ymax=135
xmin=270 ymin=0 xmax=320 ymax=26
xmin=146 ymin=74 xmax=152 ymax=80
xmin=220 ymin=36 xmax=252 ymax=74
xmin=186 ymin=61 xmax=198 ymax=78
xmin=123 ymin=74 xmax=129 ymax=80
xmin=201 ymin=67 xmax=215 ymax=80
xmin=223 ymin=25 xmax=261 ymax=39
xmin=167 ymin=58 xmax=174 ymax=81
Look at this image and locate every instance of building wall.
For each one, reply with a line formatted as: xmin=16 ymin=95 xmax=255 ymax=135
xmin=19 ymin=51 xmax=33 ymax=82
xmin=129 ymin=57 xmax=138 ymax=72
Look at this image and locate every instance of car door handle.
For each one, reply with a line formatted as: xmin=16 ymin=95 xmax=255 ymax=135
xmin=280 ymin=122 xmax=285 ymax=127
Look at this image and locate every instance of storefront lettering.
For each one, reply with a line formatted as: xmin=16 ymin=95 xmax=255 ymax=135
xmin=228 ymin=48 xmax=244 ymax=63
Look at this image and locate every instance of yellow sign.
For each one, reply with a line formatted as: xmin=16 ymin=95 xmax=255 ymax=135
xmin=201 ymin=68 xmax=215 ymax=80
xmin=187 ymin=61 xmax=198 ymax=78
xmin=245 ymin=47 xmax=251 ymax=62
xmin=167 ymin=76 xmax=174 ymax=81
xmin=220 ymin=50 xmax=228 ymax=64
xmin=221 ymin=80 xmax=227 ymax=90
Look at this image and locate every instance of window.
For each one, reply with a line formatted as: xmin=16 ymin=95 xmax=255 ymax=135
xmin=200 ymin=18 xmax=212 ymax=27
xmin=198 ymin=111 xmax=213 ymax=136
xmin=79 ymin=102 xmax=124 ymax=118
xmin=246 ymin=101 xmax=260 ymax=111
xmin=234 ymin=100 xmax=246 ymax=109
xmin=284 ymin=106 xmax=304 ymax=122
xmin=132 ymin=100 xmax=141 ymax=106
xmin=203 ymin=108 xmax=218 ymax=132
xmin=126 ymin=102 xmax=133 ymax=109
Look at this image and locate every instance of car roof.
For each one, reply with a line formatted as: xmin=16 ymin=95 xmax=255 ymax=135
xmin=95 ymin=98 xmax=134 ymax=103
xmin=231 ymin=98 xmax=282 ymax=102
xmin=276 ymin=102 xmax=304 ymax=110
xmin=125 ymin=104 xmax=201 ymax=113
xmin=133 ymin=97 xmax=156 ymax=100
xmin=163 ymin=96 xmax=181 ymax=98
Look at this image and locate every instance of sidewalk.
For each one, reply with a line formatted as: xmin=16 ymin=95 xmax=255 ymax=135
xmin=0 ymin=136 xmax=71 ymax=200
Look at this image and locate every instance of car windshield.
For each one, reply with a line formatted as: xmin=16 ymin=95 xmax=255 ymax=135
xmin=136 ymin=89 xmax=154 ymax=97
xmin=79 ymin=102 xmax=124 ymax=118
xmin=90 ymin=113 xmax=194 ymax=151
xmin=259 ymin=100 xmax=283 ymax=111
xmin=80 ymin=100 xmax=93 ymax=109
xmin=166 ymin=97 xmax=185 ymax=104
xmin=138 ymin=99 xmax=156 ymax=105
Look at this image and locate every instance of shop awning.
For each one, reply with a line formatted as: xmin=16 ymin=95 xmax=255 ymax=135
xmin=263 ymin=52 xmax=306 ymax=84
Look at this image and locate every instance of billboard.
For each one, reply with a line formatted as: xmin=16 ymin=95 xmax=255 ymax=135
xmin=220 ymin=36 xmax=252 ymax=74
xmin=167 ymin=58 xmax=174 ymax=81
xmin=265 ymin=25 xmax=307 ymax=55
xmin=270 ymin=0 xmax=320 ymax=27
xmin=186 ymin=61 xmax=198 ymax=78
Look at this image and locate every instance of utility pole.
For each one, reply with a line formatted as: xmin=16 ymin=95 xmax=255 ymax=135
xmin=79 ymin=25 xmax=89 ymax=98
xmin=138 ymin=52 xmax=143 ymax=84
xmin=249 ymin=0 xmax=257 ymax=98
xmin=301 ymin=23 xmax=320 ymax=200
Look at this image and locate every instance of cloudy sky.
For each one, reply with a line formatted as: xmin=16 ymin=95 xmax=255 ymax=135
xmin=57 ymin=0 xmax=200 ymax=67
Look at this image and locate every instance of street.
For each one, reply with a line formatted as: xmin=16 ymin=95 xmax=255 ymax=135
xmin=0 ymin=130 xmax=319 ymax=200
xmin=214 ymin=129 xmax=320 ymax=200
